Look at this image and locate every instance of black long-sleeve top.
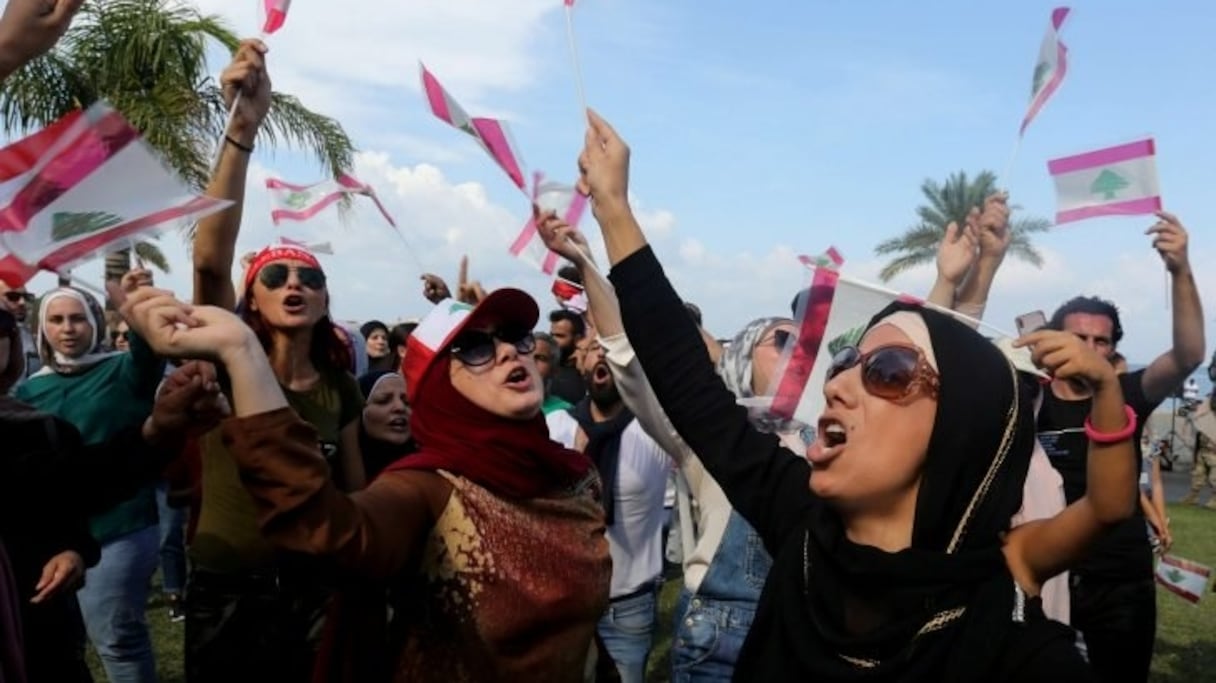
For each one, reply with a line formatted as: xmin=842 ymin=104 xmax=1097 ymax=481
xmin=610 ymin=245 xmax=1091 ymax=683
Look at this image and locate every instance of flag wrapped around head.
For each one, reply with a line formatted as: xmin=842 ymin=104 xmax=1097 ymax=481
xmin=1020 ymin=7 xmax=1071 ymax=136
xmin=1047 ymin=138 xmax=1161 ymax=224
xmin=0 ymin=103 xmax=230 ymax=287
xmin=509 ymin=172 xmax=588 ymax=275
xmin=266 ymin=174 xmax=396 ymax=228
xmin=419 ymin=64 xmax=527 ymax=191
xmin=262 ymin=0 xmax=292 ymax=35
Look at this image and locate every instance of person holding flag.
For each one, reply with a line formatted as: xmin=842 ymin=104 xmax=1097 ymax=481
xmin=187 ymin=42 xmax=367 ymax=681
xmin=577 ymin=110 xmax=1141 ymax=681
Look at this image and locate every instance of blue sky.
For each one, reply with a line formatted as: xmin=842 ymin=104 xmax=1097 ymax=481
xmin=30 ymin=0 xmax=1216 ymax=366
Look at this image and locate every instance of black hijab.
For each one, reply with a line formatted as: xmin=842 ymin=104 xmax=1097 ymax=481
xmin=792 ymin=302 xmax=1042 ymax=681
xmin=357 ymin=370 xmax=416 ymax=479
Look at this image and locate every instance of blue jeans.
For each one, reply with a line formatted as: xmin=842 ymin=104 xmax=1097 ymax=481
xmin=597 ymin=583 xmax=659 ymax=683
xmin=156 ymin=482 xmax=187 ymax=595
xmin=671 ymin=592 xmax=756 ymax=682
xmin=78 ymin=525 xmax=160 ymax=683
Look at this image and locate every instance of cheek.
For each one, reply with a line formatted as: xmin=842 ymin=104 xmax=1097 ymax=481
xmin=751 ymin=347 xmax=781 ymax=393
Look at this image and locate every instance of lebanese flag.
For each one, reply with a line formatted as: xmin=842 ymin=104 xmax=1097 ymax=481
xmin=1048 ymin=138 xmax=1161 ymax=224
xmin=419 ymin=63 xmax=527 ymax=191
xmin=1020 ymin=7 xmax=1070 ymax=136
xmin=262 ymin=0 xmax=292 ymax=35
xmin=0 ymin=103 xmax=230 ymax=287
xmin=1156 ymin=555 xmax=1212 ymax=605
xmin=509 ymin=173 xmax=588 ymax=275
xmin=799 ymin=246 xmax=844 ymax=270
xmin=266 ymin=174 xmax=396 ymax=228
xmin=279 ymin=236 xmax=334 ymax=255
xmin=768 ymin=264 xmax=1016 ymax=430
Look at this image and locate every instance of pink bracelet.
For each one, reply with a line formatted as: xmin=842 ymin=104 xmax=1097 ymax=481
xmin=1084 ymin=405 xmax=1138 ymax=444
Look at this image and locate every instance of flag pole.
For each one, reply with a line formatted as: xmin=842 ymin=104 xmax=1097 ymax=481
xmin=999 ymin=135 xmax=1023 ymax=189
xmin=207 ymin=31 xmax=270 ymax=174
xmin=564 ymin=3 xmax=589 ymax=113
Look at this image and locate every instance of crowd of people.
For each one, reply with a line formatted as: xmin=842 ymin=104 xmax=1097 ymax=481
xmin=1 ymin=1 xmax=1212 ymax=682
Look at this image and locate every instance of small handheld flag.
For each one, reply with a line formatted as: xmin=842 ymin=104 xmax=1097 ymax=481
xmin=1048 ymin=138 xmax=1161 ymax=224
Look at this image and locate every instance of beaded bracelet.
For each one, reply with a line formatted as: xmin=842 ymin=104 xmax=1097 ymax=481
xmin=1083 ymin=404 xmax=1137 ymax=444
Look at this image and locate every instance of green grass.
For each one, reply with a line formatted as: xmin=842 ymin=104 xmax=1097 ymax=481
xmin=88 ymin=506 xmax=1216 ymax=682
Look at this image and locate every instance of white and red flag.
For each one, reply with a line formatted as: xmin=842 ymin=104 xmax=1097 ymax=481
xmin=1048 ymin=138 xmax=1161 ymax=224
xmin=1156 ymin=555 xmax=1212 ymax=605
xmin=508 ymin=173 xmax=588 ymax=275
xmin=279 ymin=236 xmax=334 ymax=255
xmin=0 ymin=103 xmax=230 ymax=287
xmin=1020 ymin=7 xmax=1071 ymax=136
xmin=768 ymin=260 xmax=1023 ymax=432
xmin=266 ymin=174 xmax=396 ymax=228
xmin=419 ymin=64 xmax=527 ymax=191
xmin=262 ymin=0 xmax=292 ymax=35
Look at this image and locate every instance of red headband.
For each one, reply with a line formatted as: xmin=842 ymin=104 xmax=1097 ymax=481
xmin=244 ymin=246 xmax=322 ymax=291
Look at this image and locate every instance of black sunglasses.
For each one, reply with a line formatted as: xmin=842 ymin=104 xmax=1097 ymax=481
xmin=3 ymin=291 xmax=32 ymax=304
xmin=450 ymin=327 xmax=536 ymax=367
xmin=826 ymin=344 xmax=940 ymax=401
xmin=110 ymin=330 xmax=128 ymax=341
xmin=258 ymin=263 xmax=327 ymax=290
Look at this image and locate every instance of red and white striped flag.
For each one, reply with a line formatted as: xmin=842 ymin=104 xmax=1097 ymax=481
xmin=262 ymin=0 xmax=292 ymax=35
xmin=1020 ymin=7 xmax=1070 ymax=136
xmin=1048 ymin=138 xmax=1161 ymax=224
xmin=419 ymin=63 xmax=527 ymax=191
xmin=279 ymin=236 xmax=333 ymax=255
xmin=770 ymin=263 xmax=1011 ymax=430
xmin=0 ymin=103 xmax=230 ymax=287
xmin=1156 ymin=555 xmax=1212 ymax=605
xmin=509 ymin=173 xmax=588 ymax=275
xmin=266 ymin=174 xmax=396 ymax=228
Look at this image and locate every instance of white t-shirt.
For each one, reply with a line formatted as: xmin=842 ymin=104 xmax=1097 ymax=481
xmin=548 ymin=409 xmax=671 ymax=598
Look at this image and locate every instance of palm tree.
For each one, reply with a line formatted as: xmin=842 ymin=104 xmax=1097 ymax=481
xmin=874 ymin=170 xmax=1050 ymax=282
xmin=0 ymin=0 xmax=355 ymax=295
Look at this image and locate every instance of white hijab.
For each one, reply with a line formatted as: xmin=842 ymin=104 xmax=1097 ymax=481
xmin=34 ymin=288 xmax=120 ymax=376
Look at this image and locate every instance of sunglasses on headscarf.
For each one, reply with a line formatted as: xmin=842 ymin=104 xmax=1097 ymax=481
xmin=449 ymin=327 xmax=536 ymax=367
xmin=827 ymin=344 xmax=940 ymax=401
xmin=257 ymin=263 xmax=327 ymax=290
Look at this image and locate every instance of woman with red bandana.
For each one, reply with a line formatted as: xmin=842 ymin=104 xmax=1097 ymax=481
xmin=187 ymin=41 xmax=366 ymax=681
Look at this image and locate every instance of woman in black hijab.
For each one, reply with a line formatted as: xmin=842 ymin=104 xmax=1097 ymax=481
xmin=356 ymin=370 xmax=415 ymax=478
xmin=571 ymin=111 xmax=1138 ymax=682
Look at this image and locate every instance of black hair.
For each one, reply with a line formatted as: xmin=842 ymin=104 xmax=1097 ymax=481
xmin=548 ymin=309 xmax=586 ymax=338
xmin=557 ymin=264 xmax=583 ymax=286
xmin=684 ymin=301 xmax=703 ymax=325
xmin=360 ymin=319 xmax=389 ymax=341
xmin=1048 ymin=296 xmax=1124 ymax=345
xmin=388 ymin=322 xmax=418 ymax=353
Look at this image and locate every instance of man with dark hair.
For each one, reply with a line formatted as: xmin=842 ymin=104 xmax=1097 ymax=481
xmin=549 ymin=309 xmax=587 ymax=403
xmin=1036 ymin=212 xmax=1205 ymax=682
xmin=557 ymin=263 xmax=583 ymax=286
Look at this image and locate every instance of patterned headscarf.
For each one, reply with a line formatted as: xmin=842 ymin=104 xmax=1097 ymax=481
xmin=35 ymin=287 xmax=119 ymax=376
xmin=716 ymin=316 xmax=810 ymax=446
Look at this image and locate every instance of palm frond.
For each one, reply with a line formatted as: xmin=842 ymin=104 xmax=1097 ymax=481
xmin=878 ymin=251 xmax=936 ymax=283
xmin=134 ymin=241 xmax=171 ymax=273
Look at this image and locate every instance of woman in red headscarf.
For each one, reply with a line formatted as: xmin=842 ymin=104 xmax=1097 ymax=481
xmin=122 ymin=284 xmax=612 ymax=682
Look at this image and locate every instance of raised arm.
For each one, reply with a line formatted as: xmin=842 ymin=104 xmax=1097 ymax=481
xmin=1140 ymin=212 xmax=1205 ymax=404
xmin=1008 ymin=330 xmax=1138 ymax=588
xmin=926 ymin=218 xmax=977 ymax=308
xmin=193 ymin=40 xmax=271 ymax=308
xmin=121 ymin=288 xmax=435 ymax=580
xmin=572 ymin=112 xmax=814 ymax=548
xmin=0 ymin=0 xmax=83 ymax=83
xmin=954 ymin=192 xmax=1012 ymax=320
